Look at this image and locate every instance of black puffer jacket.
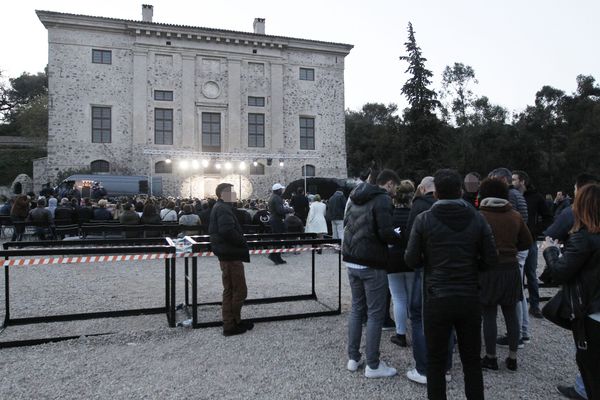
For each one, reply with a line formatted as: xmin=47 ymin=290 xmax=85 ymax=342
xmin=543 ymin=228 xmax=600 ymax=316
xmin=326 ymin=190 xmax=347 ymax=221
xmin=209 ymin=200 xmax=250 ymax=262
xmin=405 ymin=201 xmax=498 ymax=299
xmin=343 ymin=183 xmax=401 ymax=269
xmin=387 ymin=207 xmax=412 ymax=274
xmin=407 ymin=193 xmax=436 ymax=233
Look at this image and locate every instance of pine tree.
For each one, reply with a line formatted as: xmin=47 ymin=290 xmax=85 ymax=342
xmin=399 ymin=23 xmax=444 ymax=176
xmin=399 ymin=22 xmax=439 ymax=122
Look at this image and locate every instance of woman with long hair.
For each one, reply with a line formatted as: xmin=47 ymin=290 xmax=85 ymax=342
xmin=543 ymin=183 xmax=600 ymax=398
xmin=478 ymin=178 xmax=532 ymax=371
xmin=387 ymin=180 xmax=415 ymax=347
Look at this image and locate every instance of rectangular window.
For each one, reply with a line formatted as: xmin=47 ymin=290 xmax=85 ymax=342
xmin=92 ymin=49 xmax=112 ymax=64
xmin=299 ymin=116 xmax=315 ymax=150
xmin=91 ymin=106 xmax=111 ymax=143
xmin=154 ymin=108 xmax=173 ymax=145
xmin=202 ymin=112 xmax=221 ymax=152
xmin=248 ymin=96 xmax=265 ymax=107
xmin=248 ymin=113 xmax=265 ymax=148
xmin=154 ymin=90 xmax=173 ymax=101
xmin=299 ymin=67 xmax=315 ymax=81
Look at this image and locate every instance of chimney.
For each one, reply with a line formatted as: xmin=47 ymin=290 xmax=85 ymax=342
xmin=142 ymin=4 xmax=153 ymax=22
xmin=253 ymin=18 xmax=265 ymax=35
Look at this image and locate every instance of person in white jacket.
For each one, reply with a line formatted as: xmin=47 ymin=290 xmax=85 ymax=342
xmin=305 ymin=195 xmax=328 ymax=244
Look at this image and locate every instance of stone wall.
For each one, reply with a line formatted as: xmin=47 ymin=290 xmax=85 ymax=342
xmin=39 ymin=11 xmax=352 ymax=199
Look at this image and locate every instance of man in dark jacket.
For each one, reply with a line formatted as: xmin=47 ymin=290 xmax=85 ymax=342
xmin=54 ymin=198 xmax=78 ymax=224
xmin=27 ymin=198 xmax=55 ymax=240
xmin=343 ymin=169 xmax=401 ymax=379
xmin=326 ymin=187 xmax=346 ymax=241
xmin=290 ymin=187 xmax=309 ymax=225
xmin=209 ymin=183 xmax=253 ymax=337
xmin=268 ymin=183 xmax=291 ymax=265
xmin=119 ymin=202 xmax=140 ymax=238
xmin=77 ymin=198 xmax=94 ymax=223
xmin=512 ymin=170 xmax=553 ymax=319
xmin=405 ymin=169 xmax=497 ymax=400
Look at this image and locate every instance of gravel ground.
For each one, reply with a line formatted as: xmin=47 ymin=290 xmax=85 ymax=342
xmin=0 ymin=247 xmax=579 ymax=399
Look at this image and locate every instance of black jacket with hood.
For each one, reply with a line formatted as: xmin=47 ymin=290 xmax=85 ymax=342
xmin=405 ymin=200 xmax=498 ymax=299
xmin=342 ymin=183 xmax=401 ymax=269
xmin=407 ymin=192 xmax=436 ymax=234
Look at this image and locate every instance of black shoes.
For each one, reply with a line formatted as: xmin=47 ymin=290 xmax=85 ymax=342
xmin=390 ymin=334 xmax=407 ymax=347
xmin=223 ymin=320 xmax=254 ymax=336
xmin=556 ymin=385 xmax=586 ymax=400
xmin=505 ymin=357 xmax=517 ymax=371
xmin=382 ymin=318 xmax=396 ymax=331
xmin=481 ymin=356 xmax=498 ymax=370
xmin=268 ymin=254 xmax=287 ymax=265
xmin=529 ymin=307 xmax=543 ymax=319
xmin=238 ymin=320 xmax=254 ymax=331
xmin=223 ymin=325 xmax=247 ymax=337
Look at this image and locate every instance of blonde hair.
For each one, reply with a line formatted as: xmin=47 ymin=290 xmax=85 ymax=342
xmin=97 ymin=199 xmax=108 ymax=208
xmin=314 ymin=194 xmax=321 ymax=202
xmin=395 ymin=179 xmax=415 ymax=207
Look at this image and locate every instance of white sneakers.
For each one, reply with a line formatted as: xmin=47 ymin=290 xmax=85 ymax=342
xmin=365 ymin=360 xmax=397 ymax=378
xmin=405 ymin=369 xmax=452 ymax=384
xmin=406 ymin=368 xmax=427 ymax=384
xmin=346 ymin=358 xmax=365 ymax=372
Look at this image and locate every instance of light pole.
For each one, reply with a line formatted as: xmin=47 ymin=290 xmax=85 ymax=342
xmin=238 ymin=161 xmax=246 ymax=198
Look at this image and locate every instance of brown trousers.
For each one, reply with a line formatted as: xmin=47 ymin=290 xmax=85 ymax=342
xmin=219 ymin=260 xmax=248 ymax=331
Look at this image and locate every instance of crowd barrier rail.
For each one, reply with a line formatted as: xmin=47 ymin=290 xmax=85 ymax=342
xmin=179 ymin=233 xmax=342 ymax=329
xmin=1 ymin=238 xmax=177 ymax=348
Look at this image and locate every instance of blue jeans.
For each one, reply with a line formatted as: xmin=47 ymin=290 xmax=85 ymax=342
xmin=347 ymin=266 xmax=388 ymax=369
xmin=575 ymin=373 xmax=588 ymax=399
xmin=523 ymin=242 xmax=540 ymax=309
xmin=410 ymin=269 xmax=453 ymax=375
xmin=388 ymin=272 xmax=414 ymax=335
xmin=516 ymin=260 xmax=530 ymax=338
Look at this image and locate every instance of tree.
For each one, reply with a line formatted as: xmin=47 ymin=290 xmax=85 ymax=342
xmin=441 ymin=63 xmax=478 ymax=127
xmin=345 ymin=103 xmax=401 ymax=176
xmin=399 ymin=22 xmax=444 ymax=177
xmin=399 ymin=22 xmax=440 ymax=122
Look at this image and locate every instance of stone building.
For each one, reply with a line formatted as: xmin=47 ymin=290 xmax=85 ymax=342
xmin=36 ymin=5 xmax=352 ymax=198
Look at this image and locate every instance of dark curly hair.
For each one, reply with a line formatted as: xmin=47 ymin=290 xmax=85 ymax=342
xmin=479 ymin=178 xmax=509 ymax=200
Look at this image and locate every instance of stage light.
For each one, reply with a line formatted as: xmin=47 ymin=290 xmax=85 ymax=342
xmin=179 ymin=160 xmax=189 ymax=170
xmin=191 ymin=159 xmax=200 ymax=170
xmin=215 ymin=163 xmax=221 ymax=170
xmin=201 ymin=159 xmax=209 ymax=168
xmin=239 ymin=161 xmax=246 ymax=170
xmin=225 ymin=162 xmax=232 ymax=170
xmin=279 ymin=159 xmax=284 ymax=167
xmin=165 ymin=158 xmax=172 ymax=164
xmin=253 ymin=160 xmax=258 ymax=167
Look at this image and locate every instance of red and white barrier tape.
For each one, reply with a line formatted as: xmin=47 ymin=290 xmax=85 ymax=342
xmin=2 ymin=246 xmax=338 ymax=267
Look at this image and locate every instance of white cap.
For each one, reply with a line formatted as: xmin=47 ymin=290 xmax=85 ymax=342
xmin=272 ymin=183 xmax=285 ymax=191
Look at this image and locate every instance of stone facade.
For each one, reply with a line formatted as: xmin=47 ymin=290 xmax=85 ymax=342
xmin=37 ymin=8 xmax=352 ymax=198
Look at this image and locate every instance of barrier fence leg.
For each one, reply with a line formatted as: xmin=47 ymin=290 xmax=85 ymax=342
xmin=192 ymin=257 xmax=198 ymax=328
xmin=184 ymin=258 xmax=189 ymax=306
xmin=3 ymin=262 xmax=9 ymax=327
xmin=165 ymin=258 xmax=171 ymax=326
xmin=338 ymin=247 xmax=342 ymax=313
xmin=311 ymin=249 xmax=316 ymax=298
xmin=170 ymin=258 xmax=176 ymax=328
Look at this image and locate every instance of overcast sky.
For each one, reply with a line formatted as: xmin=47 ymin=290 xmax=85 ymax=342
xmin=2 ymin=0 xmax=598 ymax=115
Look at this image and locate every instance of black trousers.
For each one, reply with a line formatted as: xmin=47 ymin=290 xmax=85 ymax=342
xmin=424 ymin=296 xmax=484 ymax=400
xmin=576 ymin=317 xmax=600 ymax=400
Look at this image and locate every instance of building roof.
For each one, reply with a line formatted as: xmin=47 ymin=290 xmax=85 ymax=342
xmin=36 ymin=10 xmax=353 ymax=54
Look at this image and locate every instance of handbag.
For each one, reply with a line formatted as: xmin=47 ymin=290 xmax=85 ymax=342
xmin=542 ymin=289 xmax=572 ymax=330
xmin=542 ymin=278 xmax=585 ymax=331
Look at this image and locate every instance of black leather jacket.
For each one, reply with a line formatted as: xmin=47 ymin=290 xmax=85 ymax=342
xmin=405 ymin=201 xmax=498 ymax=299
xmin=209 ymin=200 xmax=250 ymax=262
xmin=342 ymin=183 xmax=401 ymax=269
xmin=543 ymin=228 xmax=600 ymax=316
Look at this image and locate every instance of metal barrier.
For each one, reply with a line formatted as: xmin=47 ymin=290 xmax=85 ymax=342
xmin=1 ymin=238 xmax=177 ymax=348
xmin=179 ymin=233 xmax=342 ymax=329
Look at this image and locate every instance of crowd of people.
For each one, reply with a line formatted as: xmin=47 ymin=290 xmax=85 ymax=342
xmin=1 ymin=167 xmax=598 ymax=400
xmin=341 ymin=167 xmax=600 ymax=400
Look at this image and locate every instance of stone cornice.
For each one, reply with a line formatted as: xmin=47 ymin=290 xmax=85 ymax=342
xmin=36 ymin=10 xmax=353 ymax=56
